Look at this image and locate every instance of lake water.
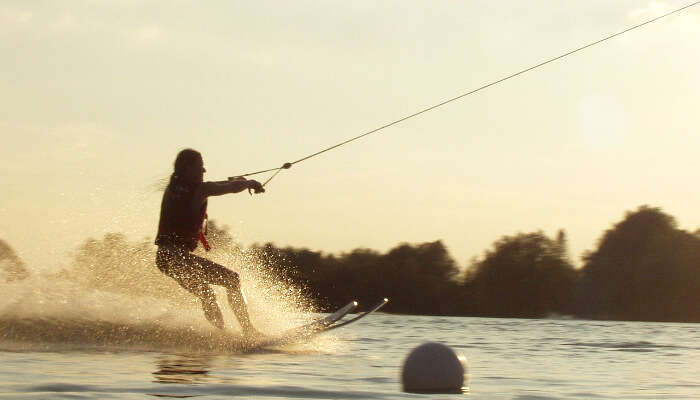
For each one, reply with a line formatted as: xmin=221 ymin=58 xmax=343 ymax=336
xmin=1 ymin=313 xmax=699 ymax=399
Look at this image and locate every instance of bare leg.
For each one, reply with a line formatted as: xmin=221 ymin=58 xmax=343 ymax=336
xmin=199 ymin=287 xmax=225 ymax=330
xmin=160 ymin=249 xmax=263 ymax=335
xmin=225 ymin=278 xmax=260 ymax=336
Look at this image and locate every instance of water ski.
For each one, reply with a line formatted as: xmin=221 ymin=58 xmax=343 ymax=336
xmin=248 ymin=300 xmax=358 ymax=348
xmin=321 ymin=297 xmax=388 ymax=332
xmin=248 ymin=298 xmax=388 ymax=348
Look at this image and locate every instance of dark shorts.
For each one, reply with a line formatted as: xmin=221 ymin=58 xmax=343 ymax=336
xmin=156 ymin=246 xmax=240 ymax=298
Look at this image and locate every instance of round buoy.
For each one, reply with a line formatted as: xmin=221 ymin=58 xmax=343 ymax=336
xmin=401 ymin=342 xmax=468 ymax=394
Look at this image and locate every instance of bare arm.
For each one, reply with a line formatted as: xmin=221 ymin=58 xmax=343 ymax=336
xmin=200 ymin=178 xmax=265 ymax=197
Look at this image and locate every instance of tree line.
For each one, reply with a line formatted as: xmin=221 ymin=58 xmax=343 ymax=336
xmin=250 ymin=205 xmax=700 ymax=322
xmin=2 ymin=205 xmax=698 ymax=322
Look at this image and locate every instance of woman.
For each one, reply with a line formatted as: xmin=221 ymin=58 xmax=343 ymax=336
xmin=155 ymin=149 xmax=265 ymax=336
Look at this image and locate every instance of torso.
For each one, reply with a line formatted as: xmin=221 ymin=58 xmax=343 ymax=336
xmin=155 ymin=180 xmax=207 ymax=251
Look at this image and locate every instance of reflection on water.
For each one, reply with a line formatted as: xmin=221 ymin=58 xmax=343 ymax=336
xmin=153 ymin=354 xmax=213 ymax=385
xmin=150 ymin=355 xmax=215 ymax=398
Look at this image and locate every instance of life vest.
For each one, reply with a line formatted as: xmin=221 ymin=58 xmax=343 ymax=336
xmin=155 ymin=180 xmax=209 ymax=251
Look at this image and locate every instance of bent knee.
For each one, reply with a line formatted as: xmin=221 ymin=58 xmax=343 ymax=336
xmin=185 ymin=283 xmax=216 ymax=302
xmin=226 ymin=271 xmax=241 ymax=289
xmin=213 ymin=268 xmax=240 ymax=289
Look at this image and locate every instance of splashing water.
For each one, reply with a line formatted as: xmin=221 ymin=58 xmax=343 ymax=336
xmin=0 ymin=234 xmax=335 ymax=354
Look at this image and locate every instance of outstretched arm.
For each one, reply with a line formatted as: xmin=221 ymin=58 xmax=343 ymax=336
xmin=201 ymin=178 xmax=265 ymax=197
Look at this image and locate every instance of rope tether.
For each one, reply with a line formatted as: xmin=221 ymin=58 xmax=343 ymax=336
xmin=234 ymin=1 xmax=700 ymax=187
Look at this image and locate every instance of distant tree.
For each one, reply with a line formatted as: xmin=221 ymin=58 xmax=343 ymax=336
xmin=555 ymin=229 xmax=568 ymax=259
xmin=251 ymin=240 xmax=462 ymax=314
xmin=578 ymin=206 xmax=700 ymax=322
xmin=0 ymin=239 xmax=30 ymax=282
xmin=318 ymin=248 xmax=383 ymax=310
xmin=464 ymin=231 xmax=576 ymax=318
xmin=250 ymin=243 xmax=385 ymax=311
xmin=377 ymin=241 xmax=461 ymax=314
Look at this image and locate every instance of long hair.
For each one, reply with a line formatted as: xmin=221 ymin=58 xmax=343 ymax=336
xmin=153 ymin=149 xmax=203 ymax=192
xmin=173 ymin=149 xmax=202 ymax=175
xmin=169 ymin=148 xmax=202 ymax=185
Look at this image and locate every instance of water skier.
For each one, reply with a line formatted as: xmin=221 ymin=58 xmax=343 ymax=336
xmin=155 ymin=149 xmax=265 ymax=337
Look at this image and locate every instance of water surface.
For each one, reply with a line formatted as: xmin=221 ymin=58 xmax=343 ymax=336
xmin=1 ymin=314 xmax=699 ymax=399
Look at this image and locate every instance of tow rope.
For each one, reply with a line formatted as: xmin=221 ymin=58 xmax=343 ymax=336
xmin=232 ymin=1 xmax=700 ymax=188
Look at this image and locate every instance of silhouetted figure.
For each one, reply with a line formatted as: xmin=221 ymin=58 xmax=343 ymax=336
xmin=155 ymin=149 xmax=265 ymax=336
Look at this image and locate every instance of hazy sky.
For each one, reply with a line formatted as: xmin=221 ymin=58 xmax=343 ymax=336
xmin=1 ymin=1 xmax=699 ymax=270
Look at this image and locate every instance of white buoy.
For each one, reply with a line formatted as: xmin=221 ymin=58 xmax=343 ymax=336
xmin=401 ymin=342 xmax=468 ymax=394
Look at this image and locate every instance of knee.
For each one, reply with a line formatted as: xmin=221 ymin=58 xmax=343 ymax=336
xmin=191 ymin=285 xmax=216 ymax=304
xmin=220 ymin=270 xmax=240 ymax=290
xmin=229 ymin=272 xmax=241 ymax=290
